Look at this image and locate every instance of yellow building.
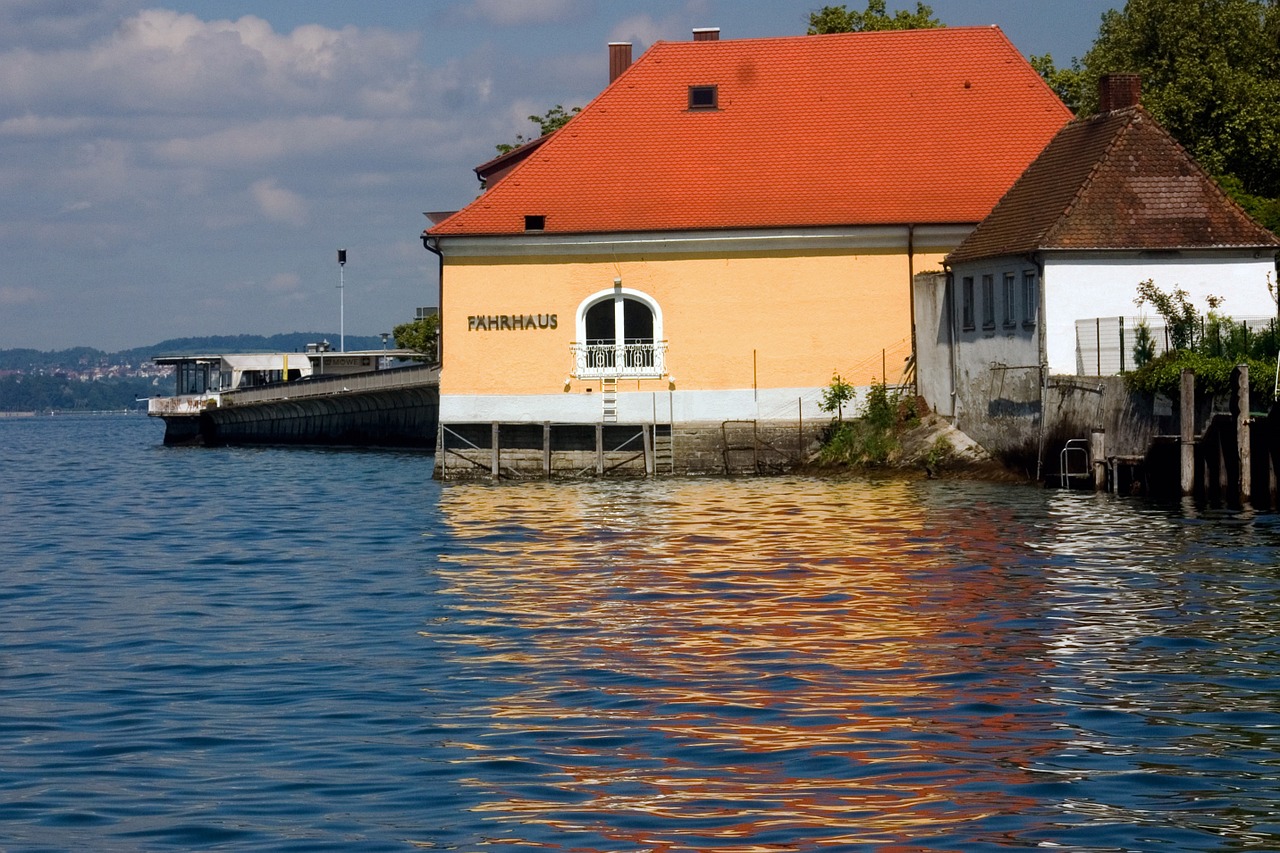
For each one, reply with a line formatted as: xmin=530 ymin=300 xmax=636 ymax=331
xmin=424 ymin=27 xmax=1070 ymax=475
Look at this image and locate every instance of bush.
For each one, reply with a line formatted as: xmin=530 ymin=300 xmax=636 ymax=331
xmin=1125 ymin=350 xmax=1275 ymax=405
xmin=817 ymin=381 xmax=911 ymax=466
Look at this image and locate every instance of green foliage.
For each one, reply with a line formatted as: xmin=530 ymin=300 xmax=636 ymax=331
xmin=1029 ymin=53 xmax=1084 ymax=113
xmin=1132 ymin=320 xmax=1158 ymax=368
xmin=807 ymin=1 xmax=942 ymax=34
xmin=817 ymin=381 xmax=906 ymax=466
xmin=1216 ymin=174 xmax=1280 ymax=234
xmin=1124 ymin=278 xmax=1280 ymax=404
xmin=1076 ymin=0 xmax=1280 ymax=213
xmin=924 ymin=435 xmax=955 ymax=473
xmin=1133 ymin=279 xmax=1200 ymax=351
xmin=818 ymin=371 xmax=856 ymax=422
xmin=392 ymin=314 xmax=440 ymax=359
xmin=1125 ymin=350 xmax=1275 ymax=404
xmin=862 ymin=380 xmax=896 ymax=430
xmin=495 ymin=104 xmax=582 ymax=154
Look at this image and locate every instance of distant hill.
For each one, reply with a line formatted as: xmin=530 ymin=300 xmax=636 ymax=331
xmin=133 ymin=332 xmax=386 ymax=360
xmin=0 ymin=333 xmax=386 ymax=412
xmin=0 ymin=333 xmax=385 ymax=372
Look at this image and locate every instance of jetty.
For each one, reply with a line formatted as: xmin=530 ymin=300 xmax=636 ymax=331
xmin=148 ymin=349 xmax=438 ymax=448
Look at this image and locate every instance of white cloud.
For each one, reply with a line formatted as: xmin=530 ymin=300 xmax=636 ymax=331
xmin=0 ymin=285 xmax=44 ymax=306
xmin=266 ymin=272 xmax=303 ymax=294
xmin=466 ymin=0 xmax=584 ymax=27
xmin=251 ymin=178 xmax=308 ymax=226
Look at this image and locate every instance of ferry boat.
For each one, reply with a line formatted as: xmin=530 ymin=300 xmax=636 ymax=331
xmin=148 ymin=343 xmax=439 ymax=447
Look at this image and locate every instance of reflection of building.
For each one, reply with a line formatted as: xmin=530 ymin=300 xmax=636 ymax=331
xmin=424 ymin=27 xmax=1070 ymax=476
xmin=918 ymin=75 xmax=1280 ymax=454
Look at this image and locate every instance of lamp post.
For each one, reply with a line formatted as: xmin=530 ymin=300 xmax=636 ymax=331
xmin=337 ymin=249 xmax=347 ymax=352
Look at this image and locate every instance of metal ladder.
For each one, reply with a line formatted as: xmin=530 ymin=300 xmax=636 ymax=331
xmin=601 ymin=378 xmax=618 ymax=423
xmin=652 ymin=424 xmax=674 ymax=474
xmin=1059 ymin=438 xmax=1091 ymax=489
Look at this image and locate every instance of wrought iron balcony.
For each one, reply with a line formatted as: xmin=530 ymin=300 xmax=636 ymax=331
xmin=571 ymin=341 xmax=668 ymax=379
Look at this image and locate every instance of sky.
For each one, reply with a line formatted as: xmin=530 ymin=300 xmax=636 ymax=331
xmin=0 ymin=0 xmax=1121 ymax=352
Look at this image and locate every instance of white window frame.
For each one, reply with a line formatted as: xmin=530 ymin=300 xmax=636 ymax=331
xmin=572 ymin=286 xmax=666 ymax=379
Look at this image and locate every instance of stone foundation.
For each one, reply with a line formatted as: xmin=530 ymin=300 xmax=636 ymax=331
xmin=436 ymin=420 xmax=828 ymax=480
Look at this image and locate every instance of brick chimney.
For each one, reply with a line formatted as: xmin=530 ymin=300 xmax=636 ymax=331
xmin=1099 ymin=73 xmax=1141 ymax=112
xmin=692 ymin=27 xmax=720 ymax=41
xmin=608 ymin=42 xmax=632 ymax=83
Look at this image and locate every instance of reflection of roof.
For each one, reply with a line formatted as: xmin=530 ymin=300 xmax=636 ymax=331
xmin=947 ymin=106 xmax=1280 ymax=264
xmin=430 ymin=27 xmax=1071 ymax=237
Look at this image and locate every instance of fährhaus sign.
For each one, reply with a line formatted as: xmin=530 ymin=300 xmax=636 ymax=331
xmin=468 ymin=314 xmax=558 ymax=331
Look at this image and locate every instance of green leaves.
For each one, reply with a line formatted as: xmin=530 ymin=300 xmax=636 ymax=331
xmin=495 ymin=105 xmax=581 ymax=154
xmin=1078 ymin=0 xmax=1280 ymax=205
xmin=807 ymin=1 xmax=942 ymax=34
xmin=392 ymin=314 xmax=439 ymax=359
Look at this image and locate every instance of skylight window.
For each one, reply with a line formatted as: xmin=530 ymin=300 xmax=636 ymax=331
xmin=524 ymin=215 xmax=546 ymax=231
xmin=688 ymin=85 xmax=718 ymax=110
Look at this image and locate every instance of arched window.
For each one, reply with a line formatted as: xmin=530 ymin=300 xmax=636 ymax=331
xmin=573 ymin=287 xmax=666 ymax=379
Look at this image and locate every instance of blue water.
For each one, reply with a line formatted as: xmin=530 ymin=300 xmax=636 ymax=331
xmin=3 ymin=415 xmax=1280 ymax=851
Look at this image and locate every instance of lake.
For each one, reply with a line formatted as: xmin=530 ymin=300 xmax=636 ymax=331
xmin=2 ymin=415 xmax=1278 ymax=851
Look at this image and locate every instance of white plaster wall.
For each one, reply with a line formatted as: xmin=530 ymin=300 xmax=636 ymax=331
xmin=439 ymin=385 xmax=878 ymax=425
xmin=1044 ymin=255 xmax=1278 ymax=374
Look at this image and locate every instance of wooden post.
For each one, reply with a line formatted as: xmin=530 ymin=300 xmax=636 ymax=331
xmin=595 ymin=423 xmax=604 ymax=475
xmin=642 ymin=424 xmax=654 ymax=476
xmin=1180 ymin=369 xmax=1195 ymax=495
xmin=798 ymin=396 xmax=804 ymax=465
xmin=1236 ymin=364 xmax=1251 ymax=506
xmin=490 ymin=422 xmax=501 ymax=479
xmin=543 ymin=421 xmax=552 ymax=479
xmin=1090 ymin=429 xmax=1107 ymax=491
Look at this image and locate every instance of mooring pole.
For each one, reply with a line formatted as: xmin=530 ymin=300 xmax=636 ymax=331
xmin=1180 ymin=368 xmax=1195 ymax=495
xmin=1237 ymin=364 xmax=1251 ymax=506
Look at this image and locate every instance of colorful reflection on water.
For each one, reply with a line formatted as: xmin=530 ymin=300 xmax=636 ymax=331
xmin=427 ymin=478 xmax=1280 ymax=851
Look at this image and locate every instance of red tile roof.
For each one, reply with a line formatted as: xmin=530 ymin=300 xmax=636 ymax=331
xmin=946 ymin=106 xmax=1280 ymax=263
xmin=429 ymin=27 xmax=1072 ymax=237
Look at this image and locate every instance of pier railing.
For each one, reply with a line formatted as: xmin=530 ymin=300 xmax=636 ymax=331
xmin=221 ymin=363 xmax=439 ymax=407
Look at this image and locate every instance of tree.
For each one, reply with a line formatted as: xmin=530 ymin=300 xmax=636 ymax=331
xmin=393 ymin=314 xmax=439 ymax=361
xmin=1075 ymin=0 xmax=1280 ymax=205
xmin=807 ymin=1 xmax=942 ymax=34
xmin=1029 ymin=54 xmax=1085 ymax=114
xmin=819 ymin=371 xmax=856 ymax=422
xmin=495 ymin=104 xmax=581 ymax=154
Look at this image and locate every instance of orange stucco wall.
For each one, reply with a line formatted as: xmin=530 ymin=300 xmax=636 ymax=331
xmin=439 ymin=247 xmax=948 ymax=397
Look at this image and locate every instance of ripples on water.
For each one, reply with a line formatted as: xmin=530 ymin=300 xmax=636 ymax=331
xmin=2 ymin=416 xmax=1279 ymax=851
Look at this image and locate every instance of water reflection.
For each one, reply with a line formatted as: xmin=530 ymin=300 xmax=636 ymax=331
xmin=426 ymin=479 xmax=1084 ymax=849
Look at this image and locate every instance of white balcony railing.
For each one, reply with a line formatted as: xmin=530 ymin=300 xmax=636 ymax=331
xmin=571 ymin=341 xmax=668 ymax=379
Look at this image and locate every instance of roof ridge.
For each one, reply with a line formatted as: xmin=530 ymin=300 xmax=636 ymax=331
xmin=1040 ymin=109 xmax=1137 ymax=246
xmin=429 ymin=26 xmax=1071 ymax=237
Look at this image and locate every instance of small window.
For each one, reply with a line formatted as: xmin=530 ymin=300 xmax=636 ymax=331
xmin=961 ymin=276 xmax=975 ymax=331
xmin=981 ymin=274 xmax=995 ymax=329
xmin=524 ymin=215 xmax=546 ymax=231
xmin=1022 ymin=271 xmax=1038 ymax=327
xmin=688 ymin=85 xmax=718 ymax=110
xmin=1002 ymin=273 xmax=1016 ymax=327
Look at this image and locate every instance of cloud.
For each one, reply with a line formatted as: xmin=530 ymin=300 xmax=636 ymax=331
xmin=464 ymin=0 xmax=585 ymax=27
xmin=266 ymin=272 xmax=303 ymax=295
xmin=0 ymin=4 xmax=602 ymax=349
xmin=0 ymin=285 xmax=45 ymax=306
xmin=251 ymin=178 xmax=308 ymax=226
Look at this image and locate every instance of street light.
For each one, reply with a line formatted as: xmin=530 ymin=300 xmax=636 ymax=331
xmin=337 ymin=249 xmax=347 ymax=352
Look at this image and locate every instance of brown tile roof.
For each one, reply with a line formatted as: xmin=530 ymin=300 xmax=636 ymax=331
xmin=946 ymin=106 xmax=1280 ymax=264
xmin=429 ymin=27 xmax=1071 ymax=237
